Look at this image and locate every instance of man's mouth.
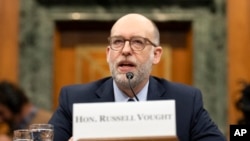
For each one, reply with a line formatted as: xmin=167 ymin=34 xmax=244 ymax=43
xmin=117 ymin=61 xmax=136 ymax=72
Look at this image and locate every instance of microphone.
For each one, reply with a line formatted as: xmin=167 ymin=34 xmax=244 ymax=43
xmin=126 ymin=72 xmax=139 ymax=101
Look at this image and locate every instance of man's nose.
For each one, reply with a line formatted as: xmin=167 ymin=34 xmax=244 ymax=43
xmin=121 ymin=41 xmax=133 ymax=54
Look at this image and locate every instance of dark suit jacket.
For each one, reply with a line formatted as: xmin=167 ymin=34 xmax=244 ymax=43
xmin=49 ymin=76 xmax=226 ymax=141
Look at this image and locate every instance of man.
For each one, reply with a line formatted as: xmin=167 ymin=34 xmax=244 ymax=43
xmin=0 ymin=81 xmax=52 ymax=140
xmin=49 ymin=13 xmax=226 ymax=141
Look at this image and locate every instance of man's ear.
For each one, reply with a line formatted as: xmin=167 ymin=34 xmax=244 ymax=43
xmin=153 ymin=46 xmax=163 ymax=64
xmin=106 ymin=46 xmax=110 ymax=63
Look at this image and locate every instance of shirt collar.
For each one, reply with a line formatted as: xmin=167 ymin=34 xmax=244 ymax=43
xmin=113 ymin=80 xmax=149 ymax=102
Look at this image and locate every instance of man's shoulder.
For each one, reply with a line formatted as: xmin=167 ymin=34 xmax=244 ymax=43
xmin=62 ymin=76 xmax=112 ymax=90
xmin=58 ymin=77 xmax=114 ymax=102
xmin=151 ymin=76 xmax=200 ymax=93
xmin=150 ymin=76 xmax=203 ymax=105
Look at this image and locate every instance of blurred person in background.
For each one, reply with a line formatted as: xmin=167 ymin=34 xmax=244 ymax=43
xmin=0 ymin=81 xmax=52 ymax=140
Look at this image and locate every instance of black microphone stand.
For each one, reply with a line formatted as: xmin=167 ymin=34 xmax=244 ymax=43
xmin=126 ymin=72 xmax=139 ymax=101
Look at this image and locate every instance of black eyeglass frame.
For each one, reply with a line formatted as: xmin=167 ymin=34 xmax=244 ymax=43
xmin=108 ymin=36 xmax=158 ymax=51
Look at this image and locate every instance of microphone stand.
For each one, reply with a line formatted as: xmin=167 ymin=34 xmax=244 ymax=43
xmin=126 ymin=72 xmax=139 ymax=101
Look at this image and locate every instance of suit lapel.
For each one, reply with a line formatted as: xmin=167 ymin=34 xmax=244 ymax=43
xmin=147 ymin=76 xmax=167 ymax=100
xmin=95 ymin=77 xmax=115 ymax=102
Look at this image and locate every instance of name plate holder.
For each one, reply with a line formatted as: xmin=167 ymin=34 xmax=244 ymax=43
xmin=73 ymin=100 xmax=178 ymax=141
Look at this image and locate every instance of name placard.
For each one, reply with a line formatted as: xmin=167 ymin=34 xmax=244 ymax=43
xmin=73 ymin=100 xmax=176 ymax=141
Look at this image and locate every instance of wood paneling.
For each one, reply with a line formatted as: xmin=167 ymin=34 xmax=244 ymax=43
xmin=171 ymin=28 xmax=193 ymax=85
xmin=228 ymin=0 xmax=250 ymax=124
xmin=53 ymin=28 xmax=76 ymax=108
xmin=0 ymin=0 xmax=19 ymax=83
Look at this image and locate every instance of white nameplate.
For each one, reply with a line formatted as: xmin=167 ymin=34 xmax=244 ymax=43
xmin=73 ymin=100 xmax=176 ymax=141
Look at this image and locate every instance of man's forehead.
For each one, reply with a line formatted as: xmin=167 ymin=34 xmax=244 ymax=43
xmin=112 ymin=14 xmax=153 ymax=30
xmin=111 ymin=17 xmax=154 ymax=37
xmin=116 ymin=13 xmax=150 ymax=23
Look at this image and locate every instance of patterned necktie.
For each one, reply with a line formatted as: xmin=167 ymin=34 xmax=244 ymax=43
xmin=127 ymin=98 xmax=135 ymax=102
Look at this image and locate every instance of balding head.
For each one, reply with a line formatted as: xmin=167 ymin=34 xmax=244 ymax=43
xmin=110 ymin=13 xmax=160 ymax=45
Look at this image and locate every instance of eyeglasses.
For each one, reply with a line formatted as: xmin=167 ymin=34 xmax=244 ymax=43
xmin=108 ymin=36 xmax=157 ymax=51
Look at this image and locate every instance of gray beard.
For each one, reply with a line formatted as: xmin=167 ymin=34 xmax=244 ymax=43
xmin=109 ymin=55 xmax=153 ymax=90
xmin=111 ymin=68 xmax=151 ymax=90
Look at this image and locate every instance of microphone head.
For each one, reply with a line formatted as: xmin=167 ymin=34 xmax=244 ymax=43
xmin=126 ymin=72 xmax=134 ymax=79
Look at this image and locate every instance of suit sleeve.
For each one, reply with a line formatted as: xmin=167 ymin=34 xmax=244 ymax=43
xmin=48 ymin=87 xmax=72 ymax=141
xmin=190 ymin=89 xmax=226 ymax=141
